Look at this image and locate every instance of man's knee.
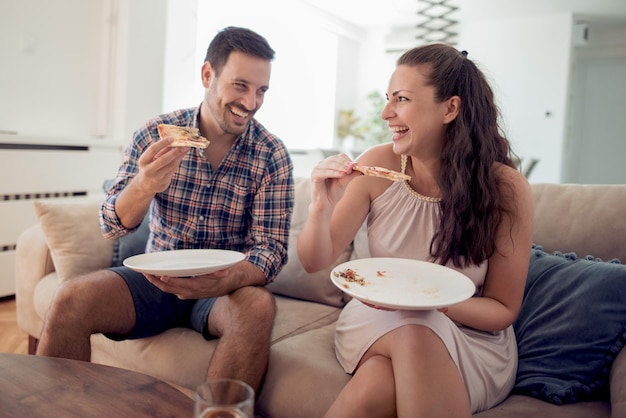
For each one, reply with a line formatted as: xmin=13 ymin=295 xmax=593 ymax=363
xmin=48 ymin=270 xmax=127 ymax=322
xmin=238 ymin=286 xmax=276 ymax=319
xmin=217 ymin=286 xmax=276 ymax=333
xmin=48 ymin=277 xmax=92 ymax=317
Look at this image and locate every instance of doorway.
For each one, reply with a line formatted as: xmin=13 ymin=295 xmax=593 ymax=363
xmin=563 ymin=22 xmax=626 ymax=184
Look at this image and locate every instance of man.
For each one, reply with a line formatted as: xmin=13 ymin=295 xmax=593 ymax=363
xmin=36 ymin=26 xmax=294 ymax=394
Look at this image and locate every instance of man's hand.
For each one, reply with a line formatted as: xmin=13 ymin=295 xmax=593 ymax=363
xmin=135 ymin=136 xmax=190 ymax=195
xmin=143 ymin=260 xmax=267 ymax=300
xmin=114 ymin=137 xmax=190 ymax=229
xmin=143 ymin=268 xmax=231 ymax=300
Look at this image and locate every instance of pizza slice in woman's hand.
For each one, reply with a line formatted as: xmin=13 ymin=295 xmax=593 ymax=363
xmin=352 ymin=165 xmax=411 ymax=181
xmin=157 ymin=124 xmax=210 ymax=149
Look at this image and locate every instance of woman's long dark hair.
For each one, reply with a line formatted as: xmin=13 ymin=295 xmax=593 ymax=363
xmin=397 ymin=44 xmax=517 ymax=267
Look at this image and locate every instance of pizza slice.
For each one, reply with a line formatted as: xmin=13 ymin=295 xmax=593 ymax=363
xmin=157 ymin=124 xmax=210 ymax=149
xmin=352 ymin=165 xmax=411 ymax=182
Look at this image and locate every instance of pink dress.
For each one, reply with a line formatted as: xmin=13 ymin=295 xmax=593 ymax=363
xmin=334 ymin=178 xmax=517 ymax=413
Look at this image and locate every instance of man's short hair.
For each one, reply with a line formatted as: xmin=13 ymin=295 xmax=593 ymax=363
xmin=204 ymin=26 xmax=275 ymax=75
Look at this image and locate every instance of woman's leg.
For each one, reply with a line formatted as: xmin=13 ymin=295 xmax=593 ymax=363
xmin=327 ymin=324 xmax=471 ymax=418
xmin=384 ymin=324 xmax=471 ymax=417
xmin=325 ymin=354 xmax=396 ymax=418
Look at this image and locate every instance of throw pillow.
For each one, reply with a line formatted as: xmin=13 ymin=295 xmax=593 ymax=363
xmin=267 ymin=228 xmax=351 ymax=307
xmin=513 ymin=244 xmax=626 ymax=405
xmin=111 ymin=217 xmax=150 ymax=267
xmin=33 ymin=199 xmax=114 ymax=281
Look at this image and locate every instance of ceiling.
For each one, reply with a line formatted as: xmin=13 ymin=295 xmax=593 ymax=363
xmin=302 ymin=0 xmax=437 ymax=28
xmin=303 ymin=0 xmax=626 ymax=29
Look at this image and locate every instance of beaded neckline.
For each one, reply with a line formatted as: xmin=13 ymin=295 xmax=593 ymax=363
xmin=400 ymin=154 xmax=442 ymax=203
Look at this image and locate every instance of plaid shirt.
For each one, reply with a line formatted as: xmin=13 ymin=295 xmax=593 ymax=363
xmin=100 ymin=106 xmax=294 ymax=282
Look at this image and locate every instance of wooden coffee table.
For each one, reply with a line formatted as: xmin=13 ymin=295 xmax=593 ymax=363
xmin=0 ymin=353 xmax=194 ymax=417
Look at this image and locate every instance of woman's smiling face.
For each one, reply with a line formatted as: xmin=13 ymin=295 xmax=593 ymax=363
xmin=382 ymin=64 xmax=454 ymax=157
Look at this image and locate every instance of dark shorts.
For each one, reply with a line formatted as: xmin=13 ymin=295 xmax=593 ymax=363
xmin=105 ymin=266 xmax=217 ymax=341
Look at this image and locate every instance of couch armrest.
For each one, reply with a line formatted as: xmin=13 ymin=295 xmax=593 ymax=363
xmin=610 ymin=346 xmax=626 ymax=417
xmin=15 ymin=224 xmax=55 ymax=337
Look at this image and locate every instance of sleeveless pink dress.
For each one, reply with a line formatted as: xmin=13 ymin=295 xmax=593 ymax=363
xmin=334 ymin=171 xmax=517 ymax=413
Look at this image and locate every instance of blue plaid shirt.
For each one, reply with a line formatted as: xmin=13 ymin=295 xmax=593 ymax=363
xmin=100 ymin=106 xmax=294 ymax=282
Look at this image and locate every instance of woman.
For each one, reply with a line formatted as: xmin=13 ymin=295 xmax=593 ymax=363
xmin=297 ymin=43 xmax=534 ymax=417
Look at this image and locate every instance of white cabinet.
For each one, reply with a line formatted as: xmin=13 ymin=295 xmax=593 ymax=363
xmin=0 ymin=139 xmax=122 ymax=297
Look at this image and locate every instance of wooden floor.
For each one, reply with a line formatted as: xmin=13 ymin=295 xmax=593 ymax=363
xmin=0 ymin=296 xmax=28 ymax=355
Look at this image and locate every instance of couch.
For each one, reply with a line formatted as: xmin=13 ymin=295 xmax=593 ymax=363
xmin=15 ymin=177 xmax=626 ymax=418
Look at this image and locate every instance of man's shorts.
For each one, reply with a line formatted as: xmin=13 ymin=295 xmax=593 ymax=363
xmin=105 ymin=266 xmax=217 ymax=341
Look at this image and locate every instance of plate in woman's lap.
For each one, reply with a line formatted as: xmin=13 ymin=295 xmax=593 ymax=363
xmin=330 ymin=258 xmax=475 ymax=310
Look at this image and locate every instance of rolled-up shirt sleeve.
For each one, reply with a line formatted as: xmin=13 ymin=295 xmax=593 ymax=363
xmin=245 ymin=164 xmax=294 ymax=283
xmin=99 ymin=124 xmax=151 ymax=240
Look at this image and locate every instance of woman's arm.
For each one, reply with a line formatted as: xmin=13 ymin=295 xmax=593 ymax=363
xmin=297 ymin=154 xmax=370 ymax=273
xmin=443 ymin=165 xmax=534 ymax=331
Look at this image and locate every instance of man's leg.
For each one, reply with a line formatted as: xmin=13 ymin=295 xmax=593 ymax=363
xmin=204 ymin=286 xmax=276 ymax=393
xmin=36 ymin=269 xmax=135 ymax=360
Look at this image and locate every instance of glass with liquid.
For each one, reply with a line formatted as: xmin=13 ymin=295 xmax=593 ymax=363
xmin=194 ymin=379 xmax=254 ymax=418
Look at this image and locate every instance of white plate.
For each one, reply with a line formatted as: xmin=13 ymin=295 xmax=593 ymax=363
xmin=123 ymin=249 xmax=245 ymax=277
xmin=330 ymin=257 xmax=475 ymax=310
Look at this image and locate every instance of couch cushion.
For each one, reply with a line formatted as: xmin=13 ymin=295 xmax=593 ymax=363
xmin=91 ymin=329 xmax=213 ymax=391
xmin=267 ymin=227 xmax=351 ymax=307
xmin=271 ymin=295 xmax=341 ymax=344
xmin=531 ymin=183 xmax=626 ymax=262
xmin=33 ymin=199 xmax=114 ymax=280
xmin=472 ymin=395 xmax=611 ymax=418
xmin=257 ymin=322 xmax=351 ymax=418
xmin=513 ymin=245 xmax=626 ymax=405
xmin=267 ymin=177 xmax=351 ymax=307
xmin=88 ymin=295 xmax=341 ymax=392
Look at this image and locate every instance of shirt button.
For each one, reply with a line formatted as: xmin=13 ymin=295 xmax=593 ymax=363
xmin=199 ymin=216 xmax=205 ymax=221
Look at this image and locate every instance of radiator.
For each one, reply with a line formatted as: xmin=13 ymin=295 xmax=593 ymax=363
xmin=0 ymin=140 xmax=123 ymax=297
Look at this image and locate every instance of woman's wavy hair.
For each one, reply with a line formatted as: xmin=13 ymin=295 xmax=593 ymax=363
xmin=397 ymin=43 xmax=517 ymax=267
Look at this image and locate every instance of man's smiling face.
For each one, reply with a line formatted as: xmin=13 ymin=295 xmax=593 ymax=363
xmin=203 ymin=50 xmax=271 ymax=137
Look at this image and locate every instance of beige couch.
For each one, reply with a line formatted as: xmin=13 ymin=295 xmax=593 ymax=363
xmin=15 ymin=178 xmax=626 ymax=418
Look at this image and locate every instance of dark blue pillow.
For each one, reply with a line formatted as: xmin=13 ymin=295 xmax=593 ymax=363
xmin=513 ymin=245 xmax=626 ymax=405
xmin=111 ymin=217 xmax=150 ymax=267
xmin=102 ymin=179 xmax=151 ymax=266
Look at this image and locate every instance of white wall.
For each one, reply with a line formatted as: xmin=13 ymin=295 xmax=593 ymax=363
xmin=119 ymin=0 xmax=168 ymax=141
xmin=0 ymin=0 xmax=169 ymax=143
xmin=354 ymin=28 xmax=398 ymax=118
xmin=457 ymin=14 xmax=574 ymax=183
xmin=2 ymin=0 xmax=624 ymax=178
xmin=161 ymin=0 xmax=199 ymax=113
xmin=0 ymin=0 xmax=108 ymax=139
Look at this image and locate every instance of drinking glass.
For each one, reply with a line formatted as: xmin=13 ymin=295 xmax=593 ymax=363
xmin=194 ymin=378 xmax=254 ymax=418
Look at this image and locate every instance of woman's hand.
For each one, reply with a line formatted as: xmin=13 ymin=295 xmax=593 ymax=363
xmin=309 ymin=154 xmax=360 ymax=212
